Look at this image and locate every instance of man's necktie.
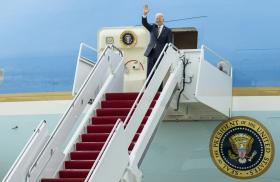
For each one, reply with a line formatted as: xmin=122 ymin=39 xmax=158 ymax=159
xmin=157 ymin=26 xmax=160 ymax=38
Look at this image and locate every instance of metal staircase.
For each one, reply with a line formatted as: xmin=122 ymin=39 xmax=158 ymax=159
xmin=3 ymin=42 xmax=232 ymax=182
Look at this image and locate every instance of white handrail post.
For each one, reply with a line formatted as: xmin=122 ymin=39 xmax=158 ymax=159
xmin=125 ymin=43 xmax=181 ymax=161
xmin=3 ymin=120 xmax=49 ymax=182
xmin=64 ymin=54 xmax=124 ymax=155
xmin=21 ymin=45 xmax=123 ymax=181
xmin=116 ymin=43 xmax=182 ymax=182
xmin=201 ymin=44 xmax=205 ymax=62
xmin=72 ymin=42 xmax=99 ymax=96
xmin=129 ymin=62 xmax=181 ymax=167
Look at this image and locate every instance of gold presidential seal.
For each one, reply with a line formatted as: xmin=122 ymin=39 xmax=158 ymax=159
xmin=120 ymin=30 xmax=137 ymax=48
xmin=210 ymin=116 xmax=274 ymax=179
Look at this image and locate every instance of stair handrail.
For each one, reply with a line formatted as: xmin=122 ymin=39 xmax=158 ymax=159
xmin=124 ymin=43 xmax=180 ymax=151
xmin=84 ymin=119 xmax=123 ymax=182
xmin=202 ymin=45 xmax=229 ymax=64
xmin=84 ymin=43 xmax=180 ymax=182
xmin=73 ymin=42 xmax=123 ymax=96
xmin=2 ymin=120 xmax=47 ymax=182
xmin=71 ymin=44 xmax=122 ymax=102
xmin=128 ymin=46 xmax=182 ymax=168
xmin=201 ymin=44 xmax=232 ymax=77
xmin=123 ymin=43 xmax=179 ymax=127
xmin=123 ymin=44 xmax=167 ymax=127
xmin=25 ymin=44 xmax=123 ymax=181
xmin=64 ymin=57 xmax=124 ymax=155
xmin=80 ymin=42 xmax=98 ymax=53
xmin=72 ymin=42 xmax=98 ymax=96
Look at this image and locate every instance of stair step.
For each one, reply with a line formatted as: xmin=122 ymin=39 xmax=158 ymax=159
xmin=105 ymin=92 xmax=140 ymax=100
xmin=70 ymin=151 xmax=100 ymax=160
xmin=87 ymin=124 xmax=144 ymax=133
xmin=59 ymin=169 xmax=89 ymax=178
xmin=87 ymin=125 xmax=114 ymax=133
xmin=76 ymin=142 xmax=104 ymax=151
xmin=81 ymin=133 xmax=109 ymax=142
xmin=96 ymin=108 xmax=152 ymax=117
xmin=101 ymin=100 xmax=156 ymax=108
xmin=77 ymin=135 xmax=139 ymax=151
xmin=101 ymin=100 xmax=135 ymax=108
xmin=137 ymin=125 xmax=145 ymax=133
xmin=129 ymin=142 xmax=135 ymax=151
xmin=91 ymin=116 xmax=148 ymax=125
xmin=41 ymin=92 xmax=156 ymax=181
xmin=91 ymin=116 xmax=127 ymax=124
xmin=65 ymin=160 xmax=95 ymax=169
xmin=105 ymin=92 xmax=160 ymax=101
xmin=133 ymin=133 xmax=140 ymax=142
xmin=41 ymin=179 xmax=85 ymax=182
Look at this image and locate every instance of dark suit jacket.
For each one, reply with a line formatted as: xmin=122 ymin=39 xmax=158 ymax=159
xmin=142 ymin=16 xmax=172 ymax=58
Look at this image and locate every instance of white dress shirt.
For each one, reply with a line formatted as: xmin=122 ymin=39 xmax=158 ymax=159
xmin=157 ymin=25 xmax=163 ymax=38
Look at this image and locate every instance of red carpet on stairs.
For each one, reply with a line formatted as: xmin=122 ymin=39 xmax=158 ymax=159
xmin=41 ymin=92 xmax=159 ymax=182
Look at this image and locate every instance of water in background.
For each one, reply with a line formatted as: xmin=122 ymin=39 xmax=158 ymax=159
xmin=0 ymin=55 xmax=76 ymax=94
xmin=1 ymin=49 xmax=280 ymax=94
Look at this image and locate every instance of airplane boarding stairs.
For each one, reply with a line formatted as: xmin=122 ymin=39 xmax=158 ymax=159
xmin=3 ymin=43 xmax=232 ymax=182
xmin=40 ymin=92 xmax=160 ymax=182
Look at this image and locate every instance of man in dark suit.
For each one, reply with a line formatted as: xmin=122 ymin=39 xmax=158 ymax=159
xmin=142 ymin=5 xmax=172 ymax=91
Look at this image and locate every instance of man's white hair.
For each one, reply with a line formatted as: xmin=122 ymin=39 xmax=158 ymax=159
xmin=155 ymin=13 xmax=164 ymax=18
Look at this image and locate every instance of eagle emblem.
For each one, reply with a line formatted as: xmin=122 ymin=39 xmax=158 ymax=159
xmin=120 ymin=30 xmax=137 ymax=48
xmin=228 ymin=133 xmax=257 ymax=164
xmin=210 ymin=116 xmax=274 ymax=179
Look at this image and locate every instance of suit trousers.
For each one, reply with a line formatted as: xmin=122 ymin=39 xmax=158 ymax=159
xmin=146 ymin=51 xmax=163 ymax=92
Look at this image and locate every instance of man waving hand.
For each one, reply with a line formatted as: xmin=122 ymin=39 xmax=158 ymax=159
xmin=142 ymin=5 xmax=172 ymax=91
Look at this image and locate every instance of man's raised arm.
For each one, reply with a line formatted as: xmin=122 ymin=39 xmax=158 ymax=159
xmin=142 ymin=5 xmax=153 ymax=32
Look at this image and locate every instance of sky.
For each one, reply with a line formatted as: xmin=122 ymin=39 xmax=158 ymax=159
xmin=1 ymin=0 xmax=279 ymax=58
xmin=0 ymin=0 xmax=280 ymax=93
